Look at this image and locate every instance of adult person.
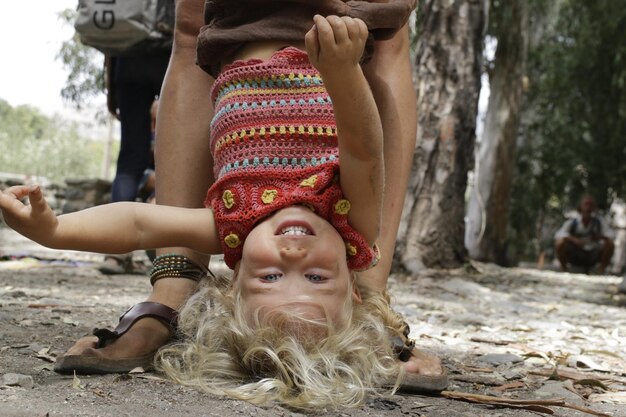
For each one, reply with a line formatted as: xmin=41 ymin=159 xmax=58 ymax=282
xmin=54 ymin=0 xmax=446 ymax=391
xmin=555 ymin=195 xmax=615 ymax=274
xmin=98 ymin=52 xmax=169 ymax=274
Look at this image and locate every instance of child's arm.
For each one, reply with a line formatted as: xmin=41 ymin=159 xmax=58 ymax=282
xmin=305 ymin=15 xmax=384 ymax=245
xmin=0 ymin=185 xmax=221 ymax=255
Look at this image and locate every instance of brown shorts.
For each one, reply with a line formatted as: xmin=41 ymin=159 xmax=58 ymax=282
xmin=562 ymin=240 xmax=602 ymax=267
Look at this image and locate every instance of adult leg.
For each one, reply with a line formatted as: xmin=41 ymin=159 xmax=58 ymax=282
xmin=101 ymin=53 xmax=170 ymax=274
xmin=597 ymin=239 xmax=615 ymax=274
xmin=555 ymin=239 xmax=571 ymax=271
xmin=361 ymin=27 xmax=444 ymax=382
xmin=111 ymin=57 xmax=156 ymax=202
xmin=55 ymin=0 xmax=213 ymax=369
xmin=360 ymin=27 xmax=416 ymax=294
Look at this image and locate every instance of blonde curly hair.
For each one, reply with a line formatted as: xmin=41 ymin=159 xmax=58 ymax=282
xmin=156 ymin=276 xmax=409 ymax=410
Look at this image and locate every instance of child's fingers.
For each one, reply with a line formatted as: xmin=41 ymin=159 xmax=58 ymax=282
xmin=4 ymin=185 xmax=33 ymax=201
xmin=304 ymin=23 xmax=320 ymax=59
xmin=27 ymin=185 xmax=48 ymax=214
xmin=344 ymin=17 xmax=368 ymax=43
xmin=312 ymin=15 xmax=335 ymax=48
xmin=0 ymin=187 xmax=29 ymax=218
xmin=326 ymin=15 xmax=349 ymax=45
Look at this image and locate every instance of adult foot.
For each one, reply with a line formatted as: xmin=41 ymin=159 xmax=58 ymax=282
xmin=55 ymin=310 xmax=172 ymax=374
xmin=397 ymin=348 xmax=449 ymax=393
xmin=98 ymin=256 xmax=132 ymax=275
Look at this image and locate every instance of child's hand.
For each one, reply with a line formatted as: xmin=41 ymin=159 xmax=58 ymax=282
xmin=0 ymin=185 xmax=59 ymax=245
xmin=305 ymin=14 xmax=368 ymax=76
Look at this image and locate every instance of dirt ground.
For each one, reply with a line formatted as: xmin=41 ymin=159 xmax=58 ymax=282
xmin=1 ymin=227 xmax=625 ymax=417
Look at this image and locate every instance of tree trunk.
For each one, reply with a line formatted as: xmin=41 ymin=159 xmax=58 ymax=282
xmin=396 ymin=0 xmax=487 ymax=273
xmin=465 ymin=0 xmax=528 ymax=265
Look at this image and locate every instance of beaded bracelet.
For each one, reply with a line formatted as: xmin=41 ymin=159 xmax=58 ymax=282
xmin=149 ymin=253 xmax=208 ymax=286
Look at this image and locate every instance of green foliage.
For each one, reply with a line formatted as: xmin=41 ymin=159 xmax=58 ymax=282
xmin=507 ymin=0 xmax=626 ymax=260
xmin=0 ymin=98 xmax=111 ymax=182
xmin=56 ymin=9 xmax=105 ymax=110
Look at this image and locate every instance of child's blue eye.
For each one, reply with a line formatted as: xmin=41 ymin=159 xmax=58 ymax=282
xmin=306 ymin=274 xmax=325 ymax=282
xmin=261 ymin=274 xmax=280 ymax=282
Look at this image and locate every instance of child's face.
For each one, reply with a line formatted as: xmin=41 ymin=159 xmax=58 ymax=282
xmin=233 ymin=206 xmax=361 ymax=327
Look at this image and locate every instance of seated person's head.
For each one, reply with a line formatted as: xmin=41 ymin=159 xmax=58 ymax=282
xmin=232 ymin=205 xmax=361 ymax=334
xmin=578 ymin=195 xmax=597 ymax=218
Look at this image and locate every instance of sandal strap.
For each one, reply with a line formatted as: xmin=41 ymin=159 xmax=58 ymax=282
xmin=391 ymin=321 xmax=415 ymax=362
xmin=93 ymin=301 xmax=178 ymax=348
xmin=391 ymin=335 xmax=415 ymax=362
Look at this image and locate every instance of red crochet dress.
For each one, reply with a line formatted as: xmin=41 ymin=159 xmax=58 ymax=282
xmin=204 ymin=48 xmax=379 ymax=270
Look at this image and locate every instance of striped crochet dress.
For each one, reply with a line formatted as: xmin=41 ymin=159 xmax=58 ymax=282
xmin=204 ymin=47 xmax=378 ymax=270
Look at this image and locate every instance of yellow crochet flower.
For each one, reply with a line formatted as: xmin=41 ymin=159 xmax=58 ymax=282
xmin=261 ymin=189 xmax=278 ymax=204
xmin=222 ymin=190 xmax=235 ymax=209
xmin=346 ymin=242 xmax=357 ymax=257
xmin=224 ymin=233 xmax=240 ymax=248
xmin=334 ymin=199 xmax=351 ymax=215
xmin=300 ymin=175 xmax=318 ymax=188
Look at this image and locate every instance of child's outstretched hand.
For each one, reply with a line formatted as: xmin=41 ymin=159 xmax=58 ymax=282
xmin=305 ymin=14 xmax=368 ymax=76
xmin=0 ymin=185 xmax=59 ymax=246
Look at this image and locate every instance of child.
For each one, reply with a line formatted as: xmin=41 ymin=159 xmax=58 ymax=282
xmin=2 ymin=15 xmax=381 ymax=317
xmin=1 ymin=15 xmax=426 ymax=408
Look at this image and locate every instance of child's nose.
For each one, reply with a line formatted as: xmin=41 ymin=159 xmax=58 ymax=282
xmin=280 ymin=246 xmax=307 ymax=259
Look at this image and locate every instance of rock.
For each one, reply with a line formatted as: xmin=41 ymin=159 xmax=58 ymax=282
xmin=3 ymin=373 xmax=34 ymax=389
xmin=501 ymin=368 xmax=525 ymax=380
xmin=476 ymin=353 xmax=524 ymax=366
xmin=533 ymin=381 xmax=584 ymax=405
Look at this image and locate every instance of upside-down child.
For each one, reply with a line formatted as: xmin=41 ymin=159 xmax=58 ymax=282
xmin=1 ymin=14 xmax=443 ymax=409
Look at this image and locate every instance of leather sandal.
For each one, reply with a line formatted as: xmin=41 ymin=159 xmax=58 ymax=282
xmin=54 ymin=301 xmax=178 ymax=375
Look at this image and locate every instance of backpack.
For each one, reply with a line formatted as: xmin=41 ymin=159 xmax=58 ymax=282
xmin=568 ymin=216 xmax=601 ymax=237
xmin=74 ymin=0 xmax=175 ymax=56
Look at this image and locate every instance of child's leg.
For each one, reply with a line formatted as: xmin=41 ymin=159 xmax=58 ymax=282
xmin=57 ymin=0 xmax=213 ymax=366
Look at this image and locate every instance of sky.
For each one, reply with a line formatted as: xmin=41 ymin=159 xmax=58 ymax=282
xmin=0 ymin=1 xmax=104 ymax=119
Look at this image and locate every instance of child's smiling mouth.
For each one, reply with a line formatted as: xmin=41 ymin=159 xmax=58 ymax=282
xmin=279 ymin=225 xmax=312 ymax=236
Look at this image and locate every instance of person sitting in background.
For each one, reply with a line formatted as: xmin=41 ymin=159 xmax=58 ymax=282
xmin=555 ymin=195 xmax=615 ymax=274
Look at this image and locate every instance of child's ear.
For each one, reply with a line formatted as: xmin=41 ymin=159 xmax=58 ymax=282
xmin=231 ymin=262 xmax=241 ymax=284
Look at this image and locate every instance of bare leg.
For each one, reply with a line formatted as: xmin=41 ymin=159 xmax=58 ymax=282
xmin=58 ymin=0 xmax=212 ymax=363
xmin=360 ymin=27 xmax=416 ymax=294
xmin=361 ymin=28 xmax=443 ymax=378
xmin=151 ymin=0 xmax=214 ymax=309
xmin=598 ymin=239 xmax=614 ymax=274
xmin=555 ymin=239 xmax=569 ymax=272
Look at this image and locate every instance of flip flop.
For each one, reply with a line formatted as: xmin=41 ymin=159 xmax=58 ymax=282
xmin=383 ymin=358 xmax=449 ymax=394
xmin=388 ymin=335 xmax=449 ymax=394
xmin=54 ymin=302 xmax=178 ymax=375
xmin=396 ymin=365 xmax=449 ymax=394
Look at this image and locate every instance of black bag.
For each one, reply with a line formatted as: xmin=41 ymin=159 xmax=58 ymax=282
xmin=74 ymin=0 xmax=175 ymax=56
